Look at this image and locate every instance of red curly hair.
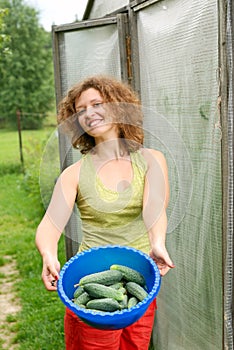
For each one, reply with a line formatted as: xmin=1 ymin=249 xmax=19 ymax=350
xmin=58 ymin=75 xmax=144 ymax=154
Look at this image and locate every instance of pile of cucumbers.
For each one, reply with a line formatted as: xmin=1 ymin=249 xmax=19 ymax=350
xmin=72 ymin=264 xmax=148 ymax=312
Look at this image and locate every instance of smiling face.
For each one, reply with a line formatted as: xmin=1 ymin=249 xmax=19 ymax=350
xmin=75 ymin=88 xmax=119 ymax=142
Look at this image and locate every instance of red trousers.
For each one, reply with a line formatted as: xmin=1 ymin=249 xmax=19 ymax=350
xmin=64 ymin=299 xmax=156 ymax=350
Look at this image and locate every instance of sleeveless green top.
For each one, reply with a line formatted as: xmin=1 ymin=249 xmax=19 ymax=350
xmin=76 ymin=150 xmax=150 ymax=254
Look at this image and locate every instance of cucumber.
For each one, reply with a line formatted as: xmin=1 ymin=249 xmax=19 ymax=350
xmin=74 ymin=291 xmax=91 ymax=306
xmin=74 ymin=303 xmax=86 ymax=309
xmin=109 ymin=282 xmax=124 ymax=290
xmin=128 ymin=296 xmax=139 ymax=309
xmin=110 ymin=264 xmax=146 ymax=286
xmin=86 ymin=298 xmax=121 ymax=312
xmin=125 ymin=282 xmax=148 ymax=301
xmin=118 ymin=287 xmax=127 ymax=295
xmin=83 ymin=283 xmax=124 ymax=301
xmin=119 ymin=294 xmax=128 ymax=310
xmin=73 ymin=286 xmax=84 ymax=299
xmin=78 ymin=269 xmax=123 ymax=286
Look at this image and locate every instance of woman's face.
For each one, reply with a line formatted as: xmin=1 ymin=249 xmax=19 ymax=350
xmin=75 ymin=88 xmax=118 ymax=140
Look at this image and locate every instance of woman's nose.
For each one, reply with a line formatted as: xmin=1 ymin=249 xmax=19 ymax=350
xmin=86 ymin=106 xmax=96 ymax=117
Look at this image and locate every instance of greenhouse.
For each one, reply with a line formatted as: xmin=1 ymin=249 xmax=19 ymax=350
xmin=50 ymin=0 xmax=234 ymax=348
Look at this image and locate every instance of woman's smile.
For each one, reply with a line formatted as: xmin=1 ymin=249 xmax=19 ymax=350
xmin=87 ymin=117 xmax=104 ymax=129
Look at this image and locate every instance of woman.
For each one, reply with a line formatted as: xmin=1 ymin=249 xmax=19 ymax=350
xmin=36 ymin=75 xmax=174 ymax=349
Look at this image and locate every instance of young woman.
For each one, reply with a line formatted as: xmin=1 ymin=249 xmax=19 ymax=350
xmin=36 ymin=75 xmax=174 ymax=349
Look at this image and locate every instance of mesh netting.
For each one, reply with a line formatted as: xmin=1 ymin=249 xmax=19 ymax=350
xmin=224 ymin=0 xmax=234 ymax=348
xmin=89 ymin=0 xmax=129 ymax=19
xmin=58 ymin=24 xmax=121 ymax=94
xmin=136 ymin=0 xmax=222 ymax=348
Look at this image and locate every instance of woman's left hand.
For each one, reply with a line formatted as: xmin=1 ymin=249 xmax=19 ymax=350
xmin=149 ymin=245 xmax=175 ymax=276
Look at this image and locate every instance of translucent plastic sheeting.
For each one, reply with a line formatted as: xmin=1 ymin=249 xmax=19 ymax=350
xmin=58 ymin=24 xmax=121 ymax=95
xmin=89 ymin=0 xmax=129 ymax=19
xmin=136 ymin=0 xmax=222 ymax=349
xmin=39 ymin=129 xmax=60 ymax=210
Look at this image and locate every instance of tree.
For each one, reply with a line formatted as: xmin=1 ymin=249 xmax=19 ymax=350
xmin=0 ymin=0 xmax=55 ymax=129
xmin=0 ymin=8 xmax=11 ymax=56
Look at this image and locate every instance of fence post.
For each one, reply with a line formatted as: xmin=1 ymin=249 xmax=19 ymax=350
xmin=16 ymin=109 xmax=24 ymax=167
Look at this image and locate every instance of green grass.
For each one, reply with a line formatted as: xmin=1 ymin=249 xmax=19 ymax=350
xmin=0 ymin=127 xmax=56 ymax=165
xmin=0 ymin=128 xmax=66 ymax=350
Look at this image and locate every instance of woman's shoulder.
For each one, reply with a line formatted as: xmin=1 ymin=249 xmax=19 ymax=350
xmin=62 ymin=159 xmax=82 ymax=173
xmin=139 ymin=147 xmax=167 ymax=165
xmin=59 ymin=159 xmax=82 ymax=185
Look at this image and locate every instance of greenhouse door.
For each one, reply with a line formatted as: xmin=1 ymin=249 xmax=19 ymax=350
xmin=52 ymin=14 xmax=134 ymax=258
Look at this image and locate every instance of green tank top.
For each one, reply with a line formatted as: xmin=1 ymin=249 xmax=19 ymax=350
xmin=77 ymin=150 xmax=150 ymax=254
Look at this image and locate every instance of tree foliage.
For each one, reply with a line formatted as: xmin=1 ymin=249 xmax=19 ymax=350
xmin=0 ymin=0 xmax=55 ymax=129
xmin=0 ymin=8 xmax=11 ymax=56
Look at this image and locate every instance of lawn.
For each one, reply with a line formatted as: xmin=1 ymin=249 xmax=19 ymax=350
xmin=0 ymin=127 xmax=66 ymax=349
xmin=0 ymin=128 xmax=56 ymax=162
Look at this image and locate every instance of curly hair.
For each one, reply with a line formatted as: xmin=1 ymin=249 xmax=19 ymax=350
xmin=57 ymin=75 xmax=144 ymax=154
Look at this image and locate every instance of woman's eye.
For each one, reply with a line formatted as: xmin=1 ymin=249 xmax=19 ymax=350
xmin=93 ymin=102 xmax=103 ymax=108
xmin=76 ymin=109 xmax=86 ymax=117
xmin=76 ymin=103 xmax=103 ymax=117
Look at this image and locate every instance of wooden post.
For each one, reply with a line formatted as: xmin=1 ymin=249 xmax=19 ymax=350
xmin=16 ymin=109 xmax=24 ymax=166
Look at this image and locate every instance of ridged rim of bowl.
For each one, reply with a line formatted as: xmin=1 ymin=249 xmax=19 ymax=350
xmin=58 ymin=245 xmax=161 ymax=318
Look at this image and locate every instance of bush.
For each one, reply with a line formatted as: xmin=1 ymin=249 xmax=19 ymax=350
xmin=21 ymin=113 xmax=46 ymax=130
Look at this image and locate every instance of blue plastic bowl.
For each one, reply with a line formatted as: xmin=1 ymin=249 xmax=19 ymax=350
xmin=58 ymin=245 xmax=161 ymax=330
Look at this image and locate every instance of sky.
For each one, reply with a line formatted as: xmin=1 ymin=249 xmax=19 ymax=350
xmin=25 ymin=0 xmax=89 ymax=31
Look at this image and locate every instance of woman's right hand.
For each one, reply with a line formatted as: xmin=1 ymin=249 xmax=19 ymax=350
xmin=41 ymin=251 xmax=60 ymax=291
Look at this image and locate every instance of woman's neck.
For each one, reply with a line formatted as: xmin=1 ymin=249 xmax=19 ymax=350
xmin=92 ymin=138 xmax=128 ymax=160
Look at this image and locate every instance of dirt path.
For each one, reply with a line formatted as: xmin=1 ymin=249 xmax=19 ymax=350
xmin=0 ymin=256 xmax=21 ymax=350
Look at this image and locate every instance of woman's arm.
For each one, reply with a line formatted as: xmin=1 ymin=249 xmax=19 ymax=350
xmin=35 ymin=161 xmax=80 ymax=290
xmin=142 ymin=149 xmax=174 ymax=276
